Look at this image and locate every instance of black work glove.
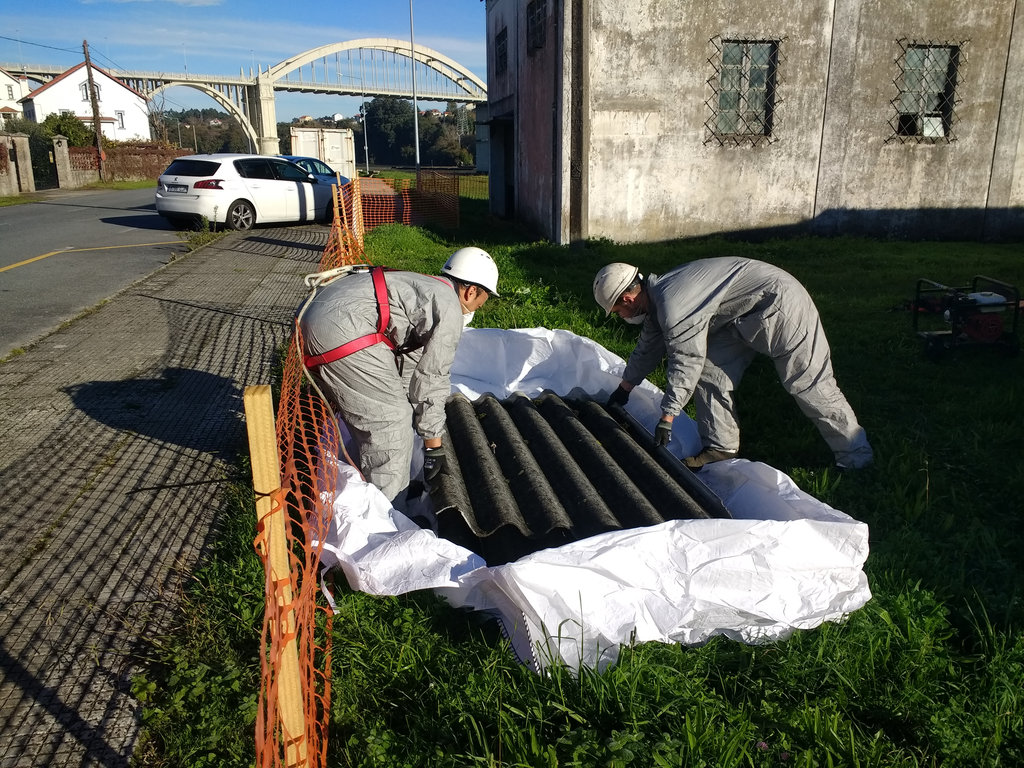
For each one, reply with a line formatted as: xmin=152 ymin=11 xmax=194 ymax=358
xmin=423 ymin=446 xmax=447 ymax=481
xmin=606 ymin=384 xmax=631 ymax=408
xmin=654 ymin=418 xmax=672 ymax=447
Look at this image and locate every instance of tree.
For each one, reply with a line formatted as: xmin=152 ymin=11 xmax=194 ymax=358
xmin=277 ymin=122 xmax=292 ymax=155
xmin=364 ymin=97 xmax=415 ymax=165
xmin=40 ymin=112 xmax=95 ymax=146
xmin=427 ymin=123 xmax=471 ymax=166
xmin=219 ymin=122 xmax=251 ymax=153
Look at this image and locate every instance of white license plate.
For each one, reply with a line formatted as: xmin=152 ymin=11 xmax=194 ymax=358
xmin=167 ymin=184 xmax=188 ymax=193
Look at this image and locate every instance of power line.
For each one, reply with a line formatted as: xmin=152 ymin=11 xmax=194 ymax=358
xmin=0 ymin=34 xmax=80 ymax=56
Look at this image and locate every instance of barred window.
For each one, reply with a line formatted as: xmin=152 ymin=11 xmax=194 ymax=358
xmin=495 ymin=27 xmax=508 ymax=76
xmin=889 ymin=41 xmax=963 ymax=142
xmin=527 ymin=0 xmax=547 ymax=54
xmin=705 ymin=38 xmax=781 ymax=146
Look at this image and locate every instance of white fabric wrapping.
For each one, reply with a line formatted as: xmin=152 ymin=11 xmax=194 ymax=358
xmin=315 ymin=327 xmax=871 ymax=670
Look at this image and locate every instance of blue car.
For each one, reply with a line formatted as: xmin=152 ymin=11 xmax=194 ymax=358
xmin=279 ymin=156 xmax=350 ymax=187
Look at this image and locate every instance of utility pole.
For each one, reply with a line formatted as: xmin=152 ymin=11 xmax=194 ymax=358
xmin=82 ymin=40 xmax=105 ymax=181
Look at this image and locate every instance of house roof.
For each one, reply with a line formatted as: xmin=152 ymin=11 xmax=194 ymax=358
xmin=22 ymin=61 xmax=146 ymax=102
xmin=428 ymin=391 xmax=733 ymax=566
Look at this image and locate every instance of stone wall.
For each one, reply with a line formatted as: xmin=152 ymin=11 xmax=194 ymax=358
xmin=0 ymin=133 xmax=34 ymax=196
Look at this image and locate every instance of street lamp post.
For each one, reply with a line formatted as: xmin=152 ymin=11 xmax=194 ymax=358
xmin=188 ymin=123 xmax=198 ymax=152
xmin=360 ymin=102 xmax=370 ymax=175
xmin=409 ymin=0 xmax=421 ymax=168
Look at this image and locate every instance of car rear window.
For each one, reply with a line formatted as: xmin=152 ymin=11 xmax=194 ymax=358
xmin=162 ymin=159 xmax=222 ymax=177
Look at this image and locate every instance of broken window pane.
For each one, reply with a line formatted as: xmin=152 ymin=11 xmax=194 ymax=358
xmin=892 ymin=42 xmax=960 ymax=141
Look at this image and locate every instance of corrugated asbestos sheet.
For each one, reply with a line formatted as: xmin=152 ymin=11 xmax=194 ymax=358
xmin=429 ymin=391 xmax=733 ymax=566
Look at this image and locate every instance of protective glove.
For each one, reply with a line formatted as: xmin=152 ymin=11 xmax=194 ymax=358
xmin=654 ymin=418 xmax=672 ymax=447
xmin=423 ymin=446 xmax=447 ymax=481
xmin=606 ymin=384 xmax=630 ymax=408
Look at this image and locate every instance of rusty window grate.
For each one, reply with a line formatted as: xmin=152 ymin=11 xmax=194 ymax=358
xmin=705 ymin=37 xmax=782 ymax=147
xmin=527 ymin=0 xmax=547 ymax=55
xmin=495 ymin=27 xmax=508 ymax=75
xmin=887 ymin=40 xmax=964 ymax=143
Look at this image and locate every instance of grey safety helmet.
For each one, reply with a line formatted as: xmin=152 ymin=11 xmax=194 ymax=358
xmin=593 ymin=263 xmax=641 ymax=315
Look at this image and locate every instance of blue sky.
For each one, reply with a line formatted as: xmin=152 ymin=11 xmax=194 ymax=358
xmin=0 ymin=0 xmax=486 ymax=120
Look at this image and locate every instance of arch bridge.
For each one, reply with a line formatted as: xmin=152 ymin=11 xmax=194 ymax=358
xmin=11 ymin=38 xmax=487 ymax=154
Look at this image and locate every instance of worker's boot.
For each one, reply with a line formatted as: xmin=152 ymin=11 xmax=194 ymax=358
xmin=684 ymin=448 xmax=737 ymax=469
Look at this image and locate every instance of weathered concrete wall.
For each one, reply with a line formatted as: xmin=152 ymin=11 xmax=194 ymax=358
xmin=516 ymin=0 xmax=562 ymax=238
xmin=585 ymin=0 xmax=836 ymax=242
xmin=814 ymin=0 xmax=1020 ymax=238
xmin=978 ymin=0 xmax=1024 ymax=239
xmin=489 ymin=0 xmax=1024 ymax=243
xmin=485 ymin=0 xmax=519 ymax=219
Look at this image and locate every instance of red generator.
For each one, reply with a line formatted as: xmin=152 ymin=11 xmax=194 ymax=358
xmin=912 ymin=276 xmax=1020 ymax=359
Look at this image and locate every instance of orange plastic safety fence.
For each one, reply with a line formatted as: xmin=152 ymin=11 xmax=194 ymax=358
xmin=255 ymin=170 xmax=469 ymax=766
xmin=254 ymin=179 xmax=366 ymax=768
xmin=355 ymin=170 xmax=462 ymax=234
xmin=253 ymin=332 xmax=337 ymax=768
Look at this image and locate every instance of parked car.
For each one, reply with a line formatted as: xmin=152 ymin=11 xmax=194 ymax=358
xmin=279 ymin=155 xmax=351 ymax=187
xmin=155 ymin=153 xmax=334 ymax=230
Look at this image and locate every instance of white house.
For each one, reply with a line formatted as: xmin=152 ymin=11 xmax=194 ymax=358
xmin=20 ymin=62 xmax=151 ymax=141
xmin=0 ymin=68 xmax=31 ymax=128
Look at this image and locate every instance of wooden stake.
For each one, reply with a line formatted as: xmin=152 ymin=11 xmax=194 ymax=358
xmin=244 ymin=385 xmax=308 ymax=768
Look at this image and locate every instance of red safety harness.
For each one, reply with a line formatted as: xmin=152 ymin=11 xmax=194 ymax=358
xmin=303 ymin=266 xmax=396 ymax=368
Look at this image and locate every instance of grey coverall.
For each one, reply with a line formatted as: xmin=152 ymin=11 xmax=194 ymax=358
xmin=298 ymin=270 xmax=464 ymax=501
xmin=622 ymin=257 xmax=873 ymax=469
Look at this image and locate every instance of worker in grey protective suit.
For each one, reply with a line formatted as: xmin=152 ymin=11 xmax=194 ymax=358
xmin=593 ymin=258 xmax=873 ymax=470
xmin=298 ymin=248 xmax=499 ymax=504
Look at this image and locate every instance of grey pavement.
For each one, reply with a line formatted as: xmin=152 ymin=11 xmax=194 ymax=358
xmin=0 ymin=226 xmax=327 ymax=766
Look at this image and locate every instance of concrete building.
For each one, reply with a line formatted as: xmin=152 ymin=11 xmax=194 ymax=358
xmin=20 ymin=62 xmax=152 ymax=141
xmin=0 ymin=68 xmax=31 ymax=127
xmin=484 ymin=0 xmax=1024 ymax=242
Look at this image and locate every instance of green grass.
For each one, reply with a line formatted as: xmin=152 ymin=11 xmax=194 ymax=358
xmin=133 ymin=214 xmax=1024 ymax=766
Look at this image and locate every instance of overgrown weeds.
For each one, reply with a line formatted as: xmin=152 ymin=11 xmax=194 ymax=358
xmin=176 ymin=216 xmax=227 ymax=251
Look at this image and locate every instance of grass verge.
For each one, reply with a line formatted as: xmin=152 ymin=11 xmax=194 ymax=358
xmin=133 ymin=214 xmax=1024 ymax=766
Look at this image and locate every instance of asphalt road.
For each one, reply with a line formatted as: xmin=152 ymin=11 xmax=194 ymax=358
xmin=0 ymin=188 xmax=185 ymax=358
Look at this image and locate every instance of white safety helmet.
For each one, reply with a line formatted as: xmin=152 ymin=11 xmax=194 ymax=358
xmin=442 ymin=247 xmax=500 ymax=296
xmin=593 ymin=263 xmax=641 ymax=315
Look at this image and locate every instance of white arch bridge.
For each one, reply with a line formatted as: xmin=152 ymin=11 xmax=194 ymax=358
xmin=12 ymin=38 xmax=487 ymax=154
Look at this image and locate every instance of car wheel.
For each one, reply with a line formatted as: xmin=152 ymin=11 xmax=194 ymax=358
xmin=227 ymin=200 xmax=256 ymax=231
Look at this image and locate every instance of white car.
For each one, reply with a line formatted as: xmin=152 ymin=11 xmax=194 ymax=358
xmin=155 ymin=153 xmax=335 ymax=230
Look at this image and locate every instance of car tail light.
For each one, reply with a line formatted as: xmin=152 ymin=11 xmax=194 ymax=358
xmin=193 ymin=179 xmax=224 ymax=190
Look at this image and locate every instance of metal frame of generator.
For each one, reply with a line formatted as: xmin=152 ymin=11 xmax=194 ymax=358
xmin=912 ymin=275 xmax=1021 ymax=358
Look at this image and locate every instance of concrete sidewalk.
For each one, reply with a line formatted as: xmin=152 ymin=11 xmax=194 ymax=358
xmin=0 ymin=227 xmax=326 ymax=766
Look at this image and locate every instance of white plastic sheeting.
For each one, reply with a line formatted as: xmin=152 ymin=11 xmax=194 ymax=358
xmin=316 ymin=327 xmax=871 ymax=671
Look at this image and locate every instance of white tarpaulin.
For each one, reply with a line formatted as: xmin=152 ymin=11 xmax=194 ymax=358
xmin=316 ymin=327 xmax=871 ymax=670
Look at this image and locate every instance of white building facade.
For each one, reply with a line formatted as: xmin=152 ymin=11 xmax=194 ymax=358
xmin=20 ymin=62 xmax=151 ymax=141
xmin=0 ymin=68 xmax=31 ymax=127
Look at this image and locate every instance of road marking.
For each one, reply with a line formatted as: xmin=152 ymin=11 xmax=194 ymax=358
xmin=0 ymin=241 xmax=180 ymax=273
